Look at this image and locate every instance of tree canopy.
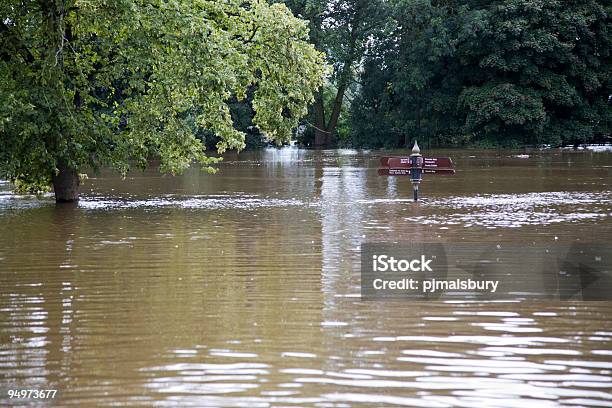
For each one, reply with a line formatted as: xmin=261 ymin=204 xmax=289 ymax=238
xmin=1 ymin=0 xmax=324 ymax=199
xmin=291 ymin=0 xmax=610 ymax=148
xmin=457 ymin=0 xmax=611 ymax=147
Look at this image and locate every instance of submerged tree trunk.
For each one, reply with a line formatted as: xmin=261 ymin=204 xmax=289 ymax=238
xmin=314 ymin=128 xmax=328 ymax=148
xmin=52 ymin=161 xmax=79 ymax=203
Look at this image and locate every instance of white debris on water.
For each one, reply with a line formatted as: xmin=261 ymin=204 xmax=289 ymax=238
xmin=0 ymin=191 xmax=306 ymax=211
xmin=78 ymin=194 xmax=305 ymax=211
xmin=561 ymin=144 xmax=612 ymax=152
xmin=336 ymin=149 xmax=359 ymax=156
xmin=435 ymin=191 xmax=607 ymax=208
xmin=409 ymin=191 xmax=612 ymax=228
xmin=586 ymin=144 xmax=612 ymax=152
xmin=0 ymin=191 xmax=54 ymax=209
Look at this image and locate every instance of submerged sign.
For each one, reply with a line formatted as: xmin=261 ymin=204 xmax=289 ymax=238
xmin=378 ymin=141 xmax=455 ymax=201
xmin=361 ymin=243 xmax=612 ymax=300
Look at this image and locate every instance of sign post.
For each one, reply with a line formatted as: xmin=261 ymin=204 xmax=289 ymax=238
xmin=378 ymin=141 xmax=455 ymax=202
xmin=410 ymin=142 xmax=423 ymax=201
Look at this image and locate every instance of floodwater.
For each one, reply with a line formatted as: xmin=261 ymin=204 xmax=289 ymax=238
xmin=1 ymin=148 xmax=611 ymax=407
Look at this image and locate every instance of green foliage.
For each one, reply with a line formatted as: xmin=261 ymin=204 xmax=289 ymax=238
xmin=197 ymin=94 xmax=268 ymax=150
xmin=0 ymin=0 xmax=324 ymax=190
xmin=12 ymin=178 xmax=51 ymax=195
xmin=350 ymin=0 xmax=610 ymax=148
xmin=351 ymin=0 xmax=466 ymax=148
xmin=457 ymin=0 xmax=611 ymax=146
xmin=458 ymin=83 xmax=547 ymax=142
xmin=282 ymin=0 xmax=388 ymax=147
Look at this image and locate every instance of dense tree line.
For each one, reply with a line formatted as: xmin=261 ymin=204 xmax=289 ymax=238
xmin=286 ymin=0 xmax=611 ymax=148
xmin=2 ymin=0 xmax=610 ymax=203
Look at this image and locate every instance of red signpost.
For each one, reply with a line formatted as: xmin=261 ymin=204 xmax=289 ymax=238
xmin=378 ymin=141 xmax=455 ymax=201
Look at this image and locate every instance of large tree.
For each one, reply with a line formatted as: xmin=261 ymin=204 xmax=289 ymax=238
xmin=457 ymin=0 xmax=611 ymax=146
xmin=351 ymin=0 xmax=610 ymax=148
xmin=0 ymin=0 xmax=324 ymax=202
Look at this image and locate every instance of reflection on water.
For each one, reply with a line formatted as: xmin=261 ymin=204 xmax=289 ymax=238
xmin=1 ymin=148 xmax=611 ymax=407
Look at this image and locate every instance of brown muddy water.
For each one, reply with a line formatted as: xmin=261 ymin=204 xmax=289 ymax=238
xmin=1 ymin=148 xmax=611 ymax=407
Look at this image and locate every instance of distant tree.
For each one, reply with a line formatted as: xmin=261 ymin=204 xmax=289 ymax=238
xmin=349 ymin=39 xmax=399 ymax=148
xmin=351 ymin=0 xmax=467 ymax=148
xmin=283 ymin=0 xmax=387 ymax=148
xmin=0 ymin=0 xmax=324 ymax=202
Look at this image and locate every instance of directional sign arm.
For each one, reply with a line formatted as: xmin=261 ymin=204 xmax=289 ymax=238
xmin=423 ymin=168 xmax=455 ymax=175
xmin=379 ymin=167 xmax=455 ymax=176
xmin=378 ymin=168 xmax=412 ymax=176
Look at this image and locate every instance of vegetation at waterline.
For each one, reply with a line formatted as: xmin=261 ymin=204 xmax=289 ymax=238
xmin=285 ymin=0 xmax=611 ymax=149
xmin=0 ymin=0 xmax=324 ymax=201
